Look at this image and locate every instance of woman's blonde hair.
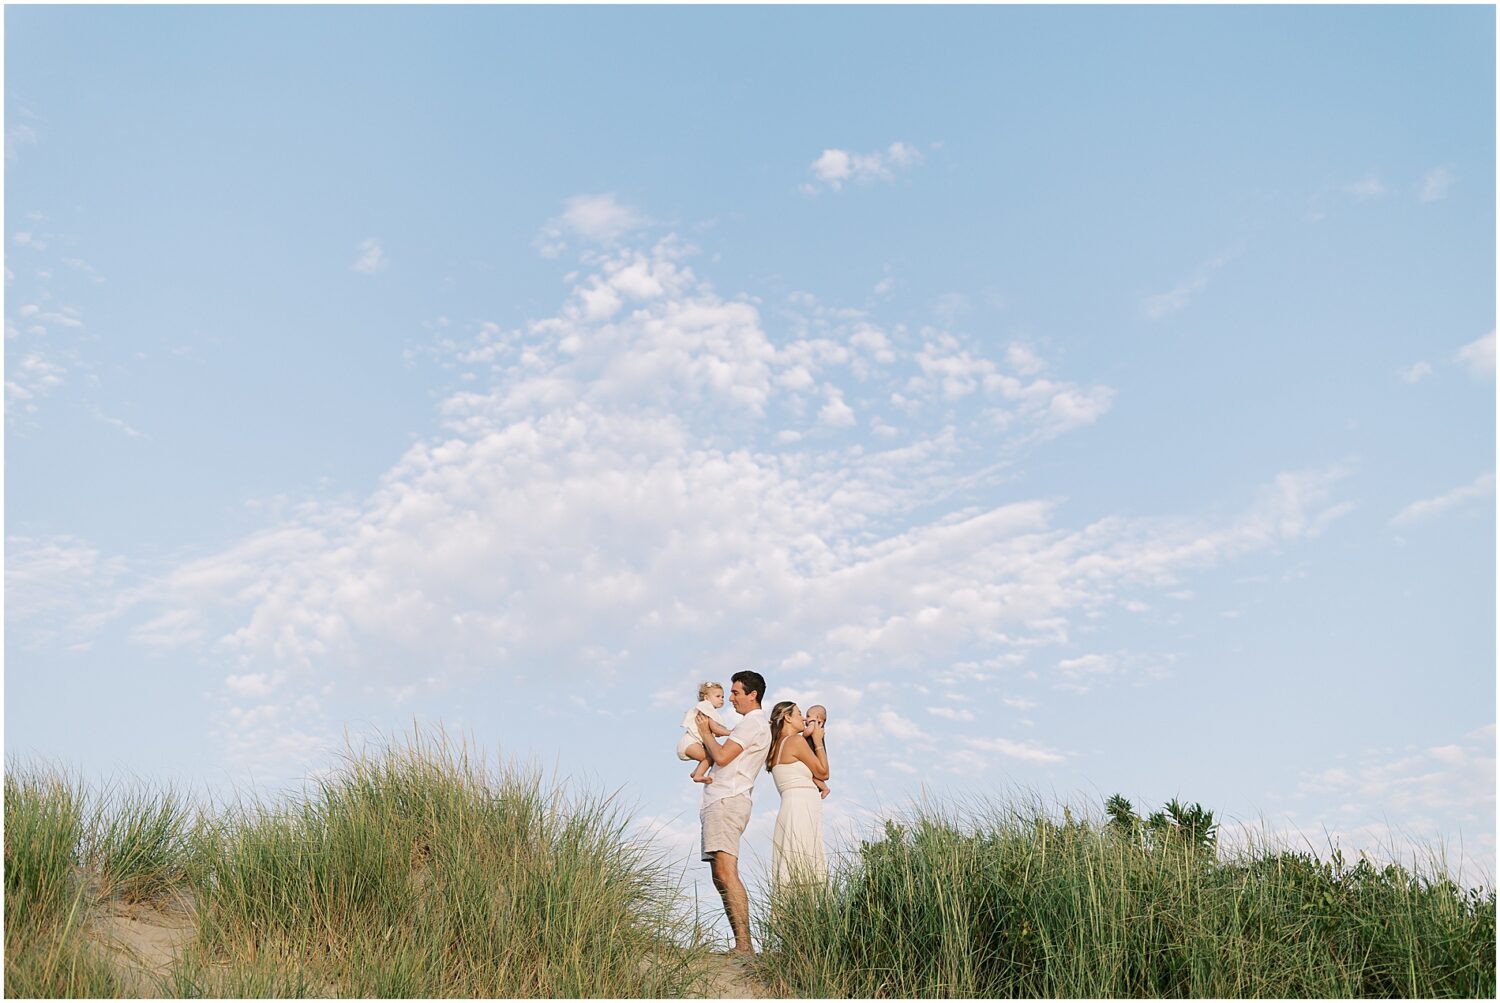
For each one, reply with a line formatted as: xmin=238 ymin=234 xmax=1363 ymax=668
xmin=697 ymin=681 xmax=723 ymax=701
xmin=766 ymin=701 xmax=797 ymax=773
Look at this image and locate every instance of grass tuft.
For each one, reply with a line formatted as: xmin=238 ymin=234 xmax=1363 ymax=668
xmin=183 ymin=729 xmax=708 ymax=997
xmin=6 ymin=734 xmax=709 ymax=998
xmin=756 ymin=797 xmax=1496 ymax=998
xmin=89 ymin=784 xmax=197 ymax=904
xmin=5 ymin=767 xmax=130 ymax=997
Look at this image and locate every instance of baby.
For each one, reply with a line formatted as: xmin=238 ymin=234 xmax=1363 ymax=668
xmin=804 ymin=704 xmax=831 ymax=799
xmin=679 ymin=682 xmax=732 ymax=783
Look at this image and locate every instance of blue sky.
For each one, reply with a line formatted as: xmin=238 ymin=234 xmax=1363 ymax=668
xmin=6 ymin=4 xmax=1495 ymax=901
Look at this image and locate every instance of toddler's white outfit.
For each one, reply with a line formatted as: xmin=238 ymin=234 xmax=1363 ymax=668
xmin=677 ymin=700 xmax=726 ymax=760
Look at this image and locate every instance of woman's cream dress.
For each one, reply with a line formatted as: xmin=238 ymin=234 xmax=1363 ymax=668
xmin=770 ymin=739 xmax=828 ymax=887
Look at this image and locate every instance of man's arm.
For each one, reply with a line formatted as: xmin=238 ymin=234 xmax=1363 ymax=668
xmin=697 ymin=712 xmax=744 ymax=767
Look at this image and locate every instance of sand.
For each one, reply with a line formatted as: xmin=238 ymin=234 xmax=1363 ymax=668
xmin=85 ymin=893 xmax=197 ymax=995
xmin=78 ymin=893 xmax=775 ymax=998
xmin=696 ymin=951 xmax=773 ymax=998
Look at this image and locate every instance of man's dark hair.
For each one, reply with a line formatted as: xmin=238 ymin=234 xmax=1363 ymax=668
xmin=731 ymin=669 xmax=766 ymax=706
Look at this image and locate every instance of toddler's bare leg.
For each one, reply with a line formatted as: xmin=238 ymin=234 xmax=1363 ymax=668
xmin=687 ymin=744 xmax=713 ymax=783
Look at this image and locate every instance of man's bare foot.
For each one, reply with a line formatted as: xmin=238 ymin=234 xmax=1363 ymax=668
xmin=692 ymin=773 xmax=713 ymax=784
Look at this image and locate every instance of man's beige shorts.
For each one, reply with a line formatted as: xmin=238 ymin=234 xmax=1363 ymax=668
xmin=700 ymin=794 xmax=753 ymax=861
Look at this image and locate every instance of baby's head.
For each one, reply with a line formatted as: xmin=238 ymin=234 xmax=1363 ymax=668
xmin=805 ymin=704 xmax=827 ymax=730
xmin=698 ymin=682 xmax=725 ymax=709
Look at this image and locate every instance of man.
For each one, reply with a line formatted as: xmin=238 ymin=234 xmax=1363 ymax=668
xmin=695 ymin=669 xmax=769 ymax=955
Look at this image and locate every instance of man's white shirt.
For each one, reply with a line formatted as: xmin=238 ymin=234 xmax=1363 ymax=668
xmin=701 ymin=707 xmax=770 ymax=805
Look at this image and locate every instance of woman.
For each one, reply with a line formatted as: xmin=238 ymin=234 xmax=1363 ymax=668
xmin=765 ymin=701 xmax=829 ymax=888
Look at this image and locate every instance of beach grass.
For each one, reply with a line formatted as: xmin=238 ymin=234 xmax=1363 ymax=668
xmin=5 ymin=734 xmax=710 ymax=998
xmin=89 ymin=783 xmax=197 ymax=905
xmin=754 ymin=797 xmax=1497 ymax=998
xmin=185 ymin=732 xmax=706 ymax=997
xmin=7 ymin=746 xmax=1493 ymax=998
xmin=4 ymin=768 xmax=131 ymax=998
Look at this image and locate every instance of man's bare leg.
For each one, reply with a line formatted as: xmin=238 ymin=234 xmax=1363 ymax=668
xmin=709 ymin=851 xmax=753 ymax=954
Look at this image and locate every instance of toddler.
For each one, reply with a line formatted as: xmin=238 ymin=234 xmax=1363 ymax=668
xmin=678 ymin=681 xmax=732 ymax=783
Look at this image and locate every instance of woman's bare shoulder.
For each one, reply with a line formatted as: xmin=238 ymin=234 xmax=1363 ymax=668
xmin=784 ymin=736 xmax=817 ymax=765
xmin=771 ymin=735 xmax=803 ymax=766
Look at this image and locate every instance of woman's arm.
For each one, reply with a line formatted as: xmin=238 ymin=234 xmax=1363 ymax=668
xmin=792 ymin=727 xmax=829 ymax=781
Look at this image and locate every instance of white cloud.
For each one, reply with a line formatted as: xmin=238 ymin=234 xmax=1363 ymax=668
xmin=5 ymin=535 xmax=132 ymax=650
xmin=6 ymin=122 xmax=38 ymax=161
xmin=1390 ymin=471 xmax=1495 ymax=527
xmin=1058 ymin=653 xmax=1113 ymax=678
xmin=1006 ymin=342 xmax=1046 ymax=376
xmin=1418 ymin=166 xmax=1455 ymax=203
xmin=104 ymin=216 xmax=1355 ymax=776
xmin=534 ymin=193 xmax=648 ymax=257
xmin=1455 ymin=330 xmax=1495 ymax=380
xmin=804 ymin=141 xmax=923 ymax=193
xmin=780 ymin=650 xmax=813 ymax=670
xmin=1288 ymin=723 xmax=1495 ymax=878
xmin=1344 ymin=175 xmax=1387 ymax=200
xmin=29 ymin=306 xmax=84 ymax=329
xmin=5 ymin=352 xmax=66 ymax=414
xmin=131 ymin=608 xmax=206 ymax=648
xmin=1141 ymin=252 xmax=1231 ymax=320
xmin=61 ymin=256 xmax=105 ymax=284
xmin=817 ymin=390 xmax=856 ymax=428
xmin=877 ymin=710 xmax=924 ymax=741
xmin=912 ymin=330 xmax=992 ymax=400
xmin=352 ymin=238 xmax=387 ymax=274
xmin=966 ymin=735 xmax=1066 ymax=764
xmin=4 ymin=236 xmax=107 ymax=424
xmin=212 ymin=699 xmax=336 ymax=779
xmin=1042 ymin=385 xmax=1114 ymax=435
xmin=933 ymin=292 xmax=970 ymax=324
xmin=926 ymin=706 xmax=974 ymax=722
xmin=849 ymin=325 xmax=896 ymax=366
xmin=810 ymin=148 xmax=853 ymax=186
xmin=886 ymin=141 xmax=921 ymax=169
xmin=224 ymin=672 xmax=278 ymax=698
xmin=95 ymin=410 xmax=147 ymax=439
xmin=1398 ymin=361 xmax=1433 ymax=384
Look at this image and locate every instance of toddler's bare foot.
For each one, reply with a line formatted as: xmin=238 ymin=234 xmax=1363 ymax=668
xmin=692 ymin=773 xmax=713 ymax=784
